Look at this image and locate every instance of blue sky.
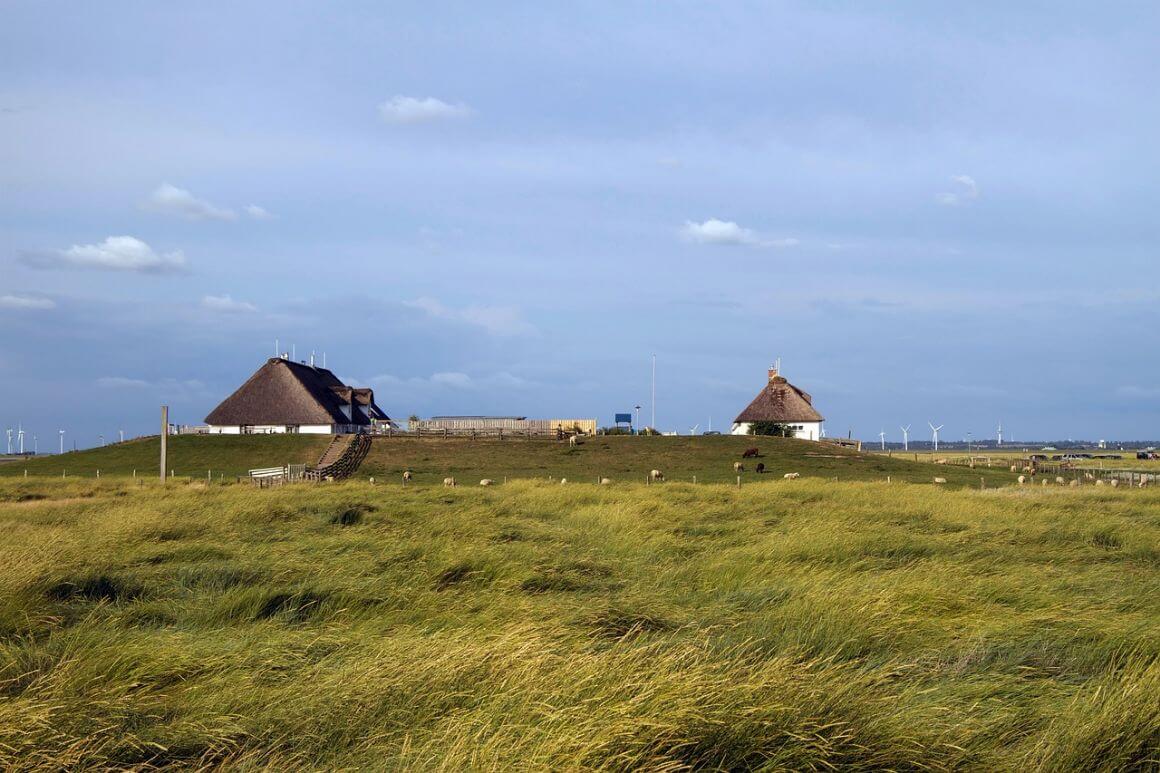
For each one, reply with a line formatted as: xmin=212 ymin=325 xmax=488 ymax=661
xmin=2 ymin=1 xmax=1158 ymax=448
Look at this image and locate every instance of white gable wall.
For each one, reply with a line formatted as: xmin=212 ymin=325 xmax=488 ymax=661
xmin=731 ymin=421 xmax=821 ymax=441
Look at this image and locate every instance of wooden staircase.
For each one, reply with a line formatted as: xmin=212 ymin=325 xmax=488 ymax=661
xmin=307 ymin=434 xmax=372 ymax=481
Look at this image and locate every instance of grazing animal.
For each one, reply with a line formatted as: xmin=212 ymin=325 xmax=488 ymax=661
xmin=559 ymin=478 xmax=567 ymax=485
xmin=742 ymin=448 xmax=759 ymax=458
xmin=733 ymin=462 xmax=744 ymax=473
xmin=1041 ymin=479 xmax=1049 ymax=487
xmin=443 ymin=477 xmax=456 ymax=487
xmin=402 ymin=470 xmax=413 ymax=482
xmin=479 ymin=479 xmax=493 ymax=486
xmin=1110 ymin=479 xmax=1120 ymax=488
xmin=1140 ymin=478 xmax=1150 ymax=488
xmin=1010 ymin=464 xmax=1018 ymax=472
xmin=649 ymin=469 xmax=664 ymax=482
xmin=1055 ymin=476 xmax=1066 ymax=485
xmin=755 ymin=463 xmax=766 ymax=474
xmin=568 ymin=436 xmax=578 ymax=448
xmin=1069 ymin=479 xmax=1079 ymax=488
xmin=600 ymin=477 xmax=612 ymax=485
xmin=1095 ymin=479 xmax=1105 ymax=487
xmin=933 ymin=477 xmax=947 ymax=484
xmin=784 ymin=472 xmax=800 ymax=480
xmin=1018 ymin=475 xmax=1026 ymax=485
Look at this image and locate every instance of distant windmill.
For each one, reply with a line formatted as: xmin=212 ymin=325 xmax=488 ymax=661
xmin=17 ymin=425 xmax=24 ymax=455
xmin=900 ymin=424 xmax=911 ymax=451
xmin=929 ymin=422 xmax=944 ymax=452
xmin=996 ymin=421 xmax=1003 ymax=447
xmin=878 ymin=429 xmax=886 ymax=450
xmin=4 ymin=428 xmax=10 ymax=455
xmin=689 ymin=424 xmax=700 ymax=436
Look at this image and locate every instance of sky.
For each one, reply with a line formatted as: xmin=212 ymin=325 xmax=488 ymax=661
xmin=2 ymin=1 xmax=1159 ymax=450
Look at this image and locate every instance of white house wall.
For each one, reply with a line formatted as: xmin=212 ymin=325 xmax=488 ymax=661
xmin=731 ymin=422 xmax=821 ymax=441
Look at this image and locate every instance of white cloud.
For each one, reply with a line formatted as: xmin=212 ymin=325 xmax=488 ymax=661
xmin=378 ymin=95 xmax=471 ymax=124
xmin=936 ymin=175 xmax=980 ymax=206
xmin=22 ymin=236 xmax=187 ymax=273
xmin=404 ymin=296 xmax=537 ymax=336
xmin=201 ymin=294 xmax=257 ymax=313
xmin=143 ymin=183 xmax=237 ymax=221
xmin=681 ymin=218 xmax=797 ymax=248
xmin=245 ymin=204 xmax=274 ymax=220
xmin=0 ymin=294 xmax=55 ymax=310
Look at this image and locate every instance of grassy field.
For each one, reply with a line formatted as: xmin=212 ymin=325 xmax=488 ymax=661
xmin=896 ymin=449 xmax=1160 ymax=473
xmin=1 ymin=435 xmax=1021 ymax=488
xmin=0 ymin=477 xmax=1156 ymax=769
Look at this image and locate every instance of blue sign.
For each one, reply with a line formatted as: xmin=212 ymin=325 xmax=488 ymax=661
xmin=614 ymin=413 xmax=633 ymax=424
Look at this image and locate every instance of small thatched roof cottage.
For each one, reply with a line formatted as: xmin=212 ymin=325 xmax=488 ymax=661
xmin=205 ymin=356 xmax=390 ymax=434
xmin=732 ymin=365 xmax=824 ymax=440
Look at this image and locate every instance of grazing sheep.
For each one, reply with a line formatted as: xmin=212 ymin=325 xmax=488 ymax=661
xmin=733 ymin=462 xmax=744 ymax=473
xmin=443 ymin=477 xmax=456 ymax=487
xmin=402 ymin=470 xmax=413 ymax=482
xmin=784 ymin=472 xmax=800 ymax=480
xmin=1069 ymin=479 xmax=1079 ymax=488
xmin=1041 ymin=479 xmax=1049 ymax=487
xmin=649 ymin=469 xmax=664 ymax=482
xmin=933 ymin=477 xmax=947 ymax=484
xmin=1018 ymin=475 xmax=1026 ymax=485
xmin=1110 ymin=479 xmax=1120 ymax=488
xmin=742 ymin=448 xmax=759 ymax=458
xmin=1010 ymin=464 xmax=1018 ymax=472
xmin=600 ymin=477 xmax=612 ymax=485
xmin=479 ymin=479 xmax=493 ymax=486
xmin=559 ymin=478 xmax=567 ymax=485
xmin=1055 ymin=476 xmax=1066 ymax=486
xmin=568 ymin=436 xmax=578 ymax=448
xmin=1140 ymin=478 xmax=1150 ymax=489
xmin=755 ymin=463 xmax=766 ymax=474
xmin=1095 ymin=479 xmax=1105 ymax=487
xmin=1084 ymin=472 xmax=1095 ymax=481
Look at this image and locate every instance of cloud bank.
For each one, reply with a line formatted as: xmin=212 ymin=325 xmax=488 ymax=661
xmin=22 ymin=236 xmax=187 ymax=273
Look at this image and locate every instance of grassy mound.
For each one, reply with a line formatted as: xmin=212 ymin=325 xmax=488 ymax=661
xmin=0 ymin=477 xmax=1156 ymax=769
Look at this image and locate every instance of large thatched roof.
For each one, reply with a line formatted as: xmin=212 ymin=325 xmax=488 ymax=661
xmin=734 ymin=370 xmax=824 ymax=424
xmin=205 ymin=358 xmax=388 ymax=426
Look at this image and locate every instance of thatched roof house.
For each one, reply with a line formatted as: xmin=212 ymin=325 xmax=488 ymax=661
xmin=731 ymin=366 xmax=824 ymax=440
xmin=205 ymin=357 xmax=389 ymax=435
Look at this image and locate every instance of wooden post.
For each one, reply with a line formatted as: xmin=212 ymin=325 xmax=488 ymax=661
xmin=160 ymin=405 xmax=169 ymax=484
xmin=736 ymin=475 xmax=741 ymax=488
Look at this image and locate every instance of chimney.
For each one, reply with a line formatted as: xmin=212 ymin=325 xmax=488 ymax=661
xmin=768 ymin=357 xmax=783 ymax=381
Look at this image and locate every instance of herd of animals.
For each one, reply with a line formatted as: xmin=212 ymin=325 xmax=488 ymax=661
xmin=393 ymin=445 xmax=803 ymax=487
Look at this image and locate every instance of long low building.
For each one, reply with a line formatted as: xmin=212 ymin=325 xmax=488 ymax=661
xmin=205 ymin=356 xmax=391 ymax=434
xmin=411 ymin=416 xmax=598 ymax=435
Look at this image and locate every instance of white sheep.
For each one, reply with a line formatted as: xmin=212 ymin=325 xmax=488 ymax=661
xmin=1041 ymin=479 xmax=1049 ymax=487
xmin=1110 ymin=479 xmax=1120 ymax=488
xmin=479 ymin=479 xmax=493 ymax=486
xmin=1018 ymin=475 xmax=1026 ymax=485
xmin=1010 ymin=464 xmax=1018 ymax=473
xmin=600 ymin=477 xmax=612 ymax=485
xmin=1069 ymin=479 xmax=1079 ymax=487
xmin=649 ymin=469 xmax=664 ymax=482
xmin=1095 ymin=479 xmax=1105 ymax=487
xmin=1055 ymin=476 xmax=1066 ymax=486
xmin=783 ymin=472 xmax=800 ymax=480
xmin=568 ymin=436 xmax=578 ymax=448
xmin=933 ymin=477 xmax=947 ymax=484
xmin=402 ymin=470 xmax=413 ymax=482
xmin=559 ymin=478 xmax=567 ymax=485
xmin=443 ymin=477 xmax=456 ymax=487
xmin=733 ymin=462 xmax=744 ymax=473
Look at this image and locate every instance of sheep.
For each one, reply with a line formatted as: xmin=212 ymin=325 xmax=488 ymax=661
xmin=784 ymin=472 xmax=800 ymax=480
xmin=733 ymin=462 xmax=744 ymax=473
xmin=443 ymin=477 xmax=456 ymax=487
xmin=1041 ymin=479 xmax=1049 ymax=487
xmin=1069 ymin=479 xmax=1079 ymax=488
xmin=1055 ymin=476 xmax=1066 ymax=486
xmin=1018 ymin=475 xmax=1026 ymax=485
xmin=649 ymin=469 xmax=664 ymax=482
xmin=1095 ymin=479 xmax=1105 ymax=487
xmin=402 ymin=470 xmax=413 ymax=483
xmin=479 ymin=479 xmax=493 ymax=486
xmin=933 ymin=477 xmax=947 ymax=484
xmin=568 ymin=436 xmax=578 ymax=448
xmin=742 ymin=448 xmax=760 ymax=458
xmin=755 ymin=462 xmax=766 ymax=474
xmin=559 ymin=478 xmax=567 ymax=485
xmin=600 ymin=477 xmax=612 ymax=485
xmin=1110 ymin=479 xmax=1120 ymax=488
xmin=1010 ymin=464 xmax=1019 ymax=473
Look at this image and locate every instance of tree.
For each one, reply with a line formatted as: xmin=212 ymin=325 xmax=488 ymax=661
xmin=748 ymin=421 xmax=794 ymax=437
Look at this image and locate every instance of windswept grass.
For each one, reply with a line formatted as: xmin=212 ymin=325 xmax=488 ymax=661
xmin=0 ymin=477 xmax=1156 ymax=769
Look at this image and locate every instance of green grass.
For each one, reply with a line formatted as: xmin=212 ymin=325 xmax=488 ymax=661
xmin=0 ymin=477 xmax=1156 ymax=769
xmin=2 ymin=434 xmax=1021 ymax=489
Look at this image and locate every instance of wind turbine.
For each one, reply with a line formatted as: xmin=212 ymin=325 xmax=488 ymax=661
xmin=900 ymin=424 xmax=911 ymax=451
xmin=878 ymin=429 xmax=886 ymax=450
xmin=689 ymin=424 xmax=700 ymax=436
xmin=929 ymin=422 xmax=944 ymax=452
xmin=58 ymin=429 xmax=65 ymax=455
xmin=996 ymin=421 xmax=1003 ymax=447
xmin=4 ymin=428 xmax=10 ymax=455
xmin=17 ymin=425 xmax=24 ymax=455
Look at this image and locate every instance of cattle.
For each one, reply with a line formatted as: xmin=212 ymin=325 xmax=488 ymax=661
xmin=443 ymin=477 xmax=456 ymax=487
xmin=480 ymin=479 xmax=493 ymax=486
xmin=650 ymin=469 xmax=664 ymax=482
xmin=742 ymin=448 xmax=760 ymax=458
xmin=755 ymin=463 xmax=766 ymax=474
xmin=733 ymin=462 xmax=744 ymax=473
xmin=784 ymin=472 xmax=800 ymax=480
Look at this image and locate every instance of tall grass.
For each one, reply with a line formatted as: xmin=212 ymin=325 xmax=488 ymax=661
xmin=0 ymin=478 xmax=1156 ymax=769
